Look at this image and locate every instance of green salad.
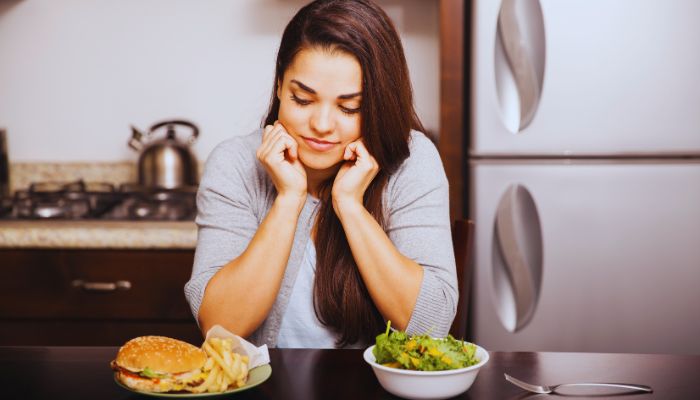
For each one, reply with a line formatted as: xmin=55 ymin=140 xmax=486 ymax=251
xmin=372 ymin=321 xmax=479 ymax=371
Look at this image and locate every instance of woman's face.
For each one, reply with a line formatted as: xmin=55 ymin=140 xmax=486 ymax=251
xmin=277 ymin=47 xmax=362 ymax=174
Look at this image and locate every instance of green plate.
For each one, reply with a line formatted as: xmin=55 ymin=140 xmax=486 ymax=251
xmin=114 ymin=364 xmax=272 ymax=398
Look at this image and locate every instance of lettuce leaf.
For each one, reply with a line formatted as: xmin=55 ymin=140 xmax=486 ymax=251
xmin=372 ymin=321 xmax=479 ymax=371
xmin=140 ymin=367 xmax=166 ymax=379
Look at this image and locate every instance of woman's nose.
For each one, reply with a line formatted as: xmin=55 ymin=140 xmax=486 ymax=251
xmin=310 ymin=105 xmax=335 ymax=134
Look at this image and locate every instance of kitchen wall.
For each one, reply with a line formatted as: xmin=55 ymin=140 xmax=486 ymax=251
xmin=0 ymin=0 xmax=439 ymax=163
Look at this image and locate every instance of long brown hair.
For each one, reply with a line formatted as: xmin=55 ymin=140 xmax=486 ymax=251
xmin=263 ymin=0 xmax=425 ymax=346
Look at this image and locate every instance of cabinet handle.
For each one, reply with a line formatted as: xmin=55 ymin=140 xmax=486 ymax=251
xmin=71 ymin=279 xmax=132 ymax=292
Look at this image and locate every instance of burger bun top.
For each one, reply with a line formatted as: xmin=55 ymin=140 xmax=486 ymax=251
xmin=115 ymin=336 xmax=206 ymax=374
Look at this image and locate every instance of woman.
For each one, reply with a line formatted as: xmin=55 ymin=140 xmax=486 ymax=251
xmin=185 ymin=0 xmax=457 ymax=348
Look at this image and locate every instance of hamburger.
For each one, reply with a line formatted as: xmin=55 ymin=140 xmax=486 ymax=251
xmin=111 ymin=336 xmax=207 ymax=393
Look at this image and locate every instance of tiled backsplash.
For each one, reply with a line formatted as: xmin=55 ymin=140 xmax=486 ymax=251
xmin=9 ymin=162 xmax=208 ymax=192
xmin=9 ymin=162 xmax=135 ymax=192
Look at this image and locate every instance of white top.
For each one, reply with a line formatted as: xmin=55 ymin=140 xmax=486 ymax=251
xmin=276 ymin=238 xmax=338 ymax=348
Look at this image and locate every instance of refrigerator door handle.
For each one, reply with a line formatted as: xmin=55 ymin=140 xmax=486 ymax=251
xmin=495 ymin=0 xmax=546 ymax=133
xmin=493 ymin=184 xmax=543 ymax=332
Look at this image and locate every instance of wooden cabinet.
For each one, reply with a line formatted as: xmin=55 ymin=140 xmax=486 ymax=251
xmin=0 ymin=249 xmax=203 ymax=346
xmin=438 ymin=0 xmax=467 ymax=221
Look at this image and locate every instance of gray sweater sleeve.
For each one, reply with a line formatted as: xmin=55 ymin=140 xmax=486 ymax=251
xmin=386 ymin=132 xmax=458 ymax=337
xmin=184 ymin=133 xmax=267 ymax=322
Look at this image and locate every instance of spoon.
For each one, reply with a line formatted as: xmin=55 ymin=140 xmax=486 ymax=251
xmin=504 ymin=373 xmax=653 ymax=395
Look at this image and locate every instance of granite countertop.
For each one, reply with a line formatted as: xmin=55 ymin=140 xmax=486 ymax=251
xmin=0 ymin=220 xmax=197 ymax=249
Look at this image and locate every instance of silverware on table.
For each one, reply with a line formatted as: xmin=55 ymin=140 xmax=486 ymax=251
xmin=504 ymin=373 xmax=653 ymax=395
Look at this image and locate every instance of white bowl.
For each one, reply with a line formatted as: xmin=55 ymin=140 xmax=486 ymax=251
xmin=363 ymin=343 xmax=489 ymax=400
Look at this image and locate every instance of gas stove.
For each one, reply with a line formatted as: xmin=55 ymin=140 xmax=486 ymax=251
xmin=0 ymin=180 xmax=197 ymax=221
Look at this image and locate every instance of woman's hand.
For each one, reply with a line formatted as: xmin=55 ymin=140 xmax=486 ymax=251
xmin=257 ymin=122 xmax=307 ymax=203
xmin=331 ymin=139 xmax=379 ymax=215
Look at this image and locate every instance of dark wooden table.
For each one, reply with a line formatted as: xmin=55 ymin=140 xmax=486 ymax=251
xmin=0 ymin=346 xmax=697 ymax=399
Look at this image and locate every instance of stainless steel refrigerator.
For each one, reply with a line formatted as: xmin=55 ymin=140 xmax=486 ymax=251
xmin=469 ymin=0 xmax=700 ymax=354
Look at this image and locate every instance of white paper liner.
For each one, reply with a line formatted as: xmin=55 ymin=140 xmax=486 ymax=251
xmin=203 ymin=324 xmax=270 ymax=369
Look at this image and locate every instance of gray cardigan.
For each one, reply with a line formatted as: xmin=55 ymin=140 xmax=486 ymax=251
xmin=184 ymin=129 xmax=457 ymax=347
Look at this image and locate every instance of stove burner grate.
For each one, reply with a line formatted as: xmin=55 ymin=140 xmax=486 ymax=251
xmin=0 ymin=180 xmax=197 ymax=221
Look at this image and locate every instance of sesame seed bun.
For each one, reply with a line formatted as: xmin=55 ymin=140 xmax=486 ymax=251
xmin=115 ymin=336 xmax=206 ymax=374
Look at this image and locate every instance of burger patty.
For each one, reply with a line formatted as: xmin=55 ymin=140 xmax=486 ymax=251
xmin=111 ymin=360 xmax=205 ymax=391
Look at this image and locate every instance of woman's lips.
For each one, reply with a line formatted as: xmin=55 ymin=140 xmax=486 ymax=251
xmin=303 ymin=137 xmax=338 ymax=152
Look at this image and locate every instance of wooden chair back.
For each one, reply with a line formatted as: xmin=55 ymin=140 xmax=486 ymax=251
xmin=449 ymin=219 xmax=474 ymax=339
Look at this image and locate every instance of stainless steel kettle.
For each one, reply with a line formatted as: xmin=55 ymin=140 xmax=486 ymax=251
xmin=128 ymin=120 xmax=199 ymax=189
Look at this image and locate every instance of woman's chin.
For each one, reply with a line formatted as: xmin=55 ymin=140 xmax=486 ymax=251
xmin=299 ymin=153 xmax=342 ymax=175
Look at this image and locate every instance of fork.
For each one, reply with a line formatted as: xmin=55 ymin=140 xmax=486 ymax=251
xmin=504 ymin=373 xmax=653 ymax=395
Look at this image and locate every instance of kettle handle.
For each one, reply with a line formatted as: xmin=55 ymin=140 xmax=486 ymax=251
xmin=149 ymin=120 xmax=199 ymax=144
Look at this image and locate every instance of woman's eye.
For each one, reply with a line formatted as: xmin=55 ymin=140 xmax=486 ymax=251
xmin=290 ymin=94 xmax=359 ymax=115
xmin=340 ymin=105 xmax=361 ymax=115
xmin=290 ymin=94 xmax=311 ymax=106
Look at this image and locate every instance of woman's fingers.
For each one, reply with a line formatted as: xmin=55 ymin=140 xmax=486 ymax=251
xmin=262 ymin=120 xmax=282 ymax=141
xmin=344 ymin=142 xmax=357 ymax=161
xmin=286 ymin=135 xmax=298 ymax=161
xmin=269 ymin=131 xmax=297 ymax=162
xmin=258 ymin=125 xmax=277 ymax=159
xmin=331 ymin=139 xmax=380 ymax=210
xmin=345 ymin=140 xmax=379 ymax=171
xmin=261 ymin=123 xmax=281 ymax=151
xmin=257 ymin=122 xmax=307 ymax=198
xmin=258 ymin=123 xmax=286 ymax=161
xmin=257 ymin=125 xmax=300 ymax=170
xmin=262 ymin=124 xmax=275 ymax=141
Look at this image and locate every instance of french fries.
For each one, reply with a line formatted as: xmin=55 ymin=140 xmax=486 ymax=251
xmin=192 ymin=337 xmax=250 ymax=393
